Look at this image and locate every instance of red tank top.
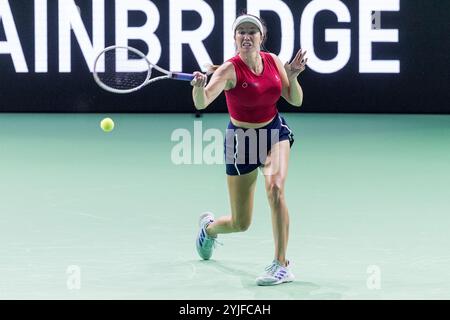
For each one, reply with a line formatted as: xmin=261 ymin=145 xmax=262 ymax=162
xmin=225 ymin=51 xmax=282 ymax=123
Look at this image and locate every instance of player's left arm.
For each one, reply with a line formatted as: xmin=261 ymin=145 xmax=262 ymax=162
xmin=270 ymin=49 xmax=307 ymax=107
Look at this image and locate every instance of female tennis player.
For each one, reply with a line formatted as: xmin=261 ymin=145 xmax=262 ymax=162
xmin=192 ymin=14 xmax=307 ymax=286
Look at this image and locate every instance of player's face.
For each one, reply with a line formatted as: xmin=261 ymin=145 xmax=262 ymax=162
xmin=235 ymin=23 xmax=262 ymax=52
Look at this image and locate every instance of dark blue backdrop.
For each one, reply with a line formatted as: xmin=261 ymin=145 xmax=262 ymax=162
xmin=0 ymin=0 xmax=448 ymax=113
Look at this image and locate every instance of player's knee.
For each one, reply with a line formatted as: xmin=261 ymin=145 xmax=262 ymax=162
xmin=232 ymin=219 xmax=251 ymax=232
xmin=266 ymin=180 xmax=285 ymax=205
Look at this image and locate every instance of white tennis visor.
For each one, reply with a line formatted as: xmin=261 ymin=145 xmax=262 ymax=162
xmin=232 ymin=15 xmax=264 ymax=36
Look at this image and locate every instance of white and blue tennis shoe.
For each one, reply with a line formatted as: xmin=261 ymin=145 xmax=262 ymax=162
xmin=196 ymin=212 xmax=220 ymax=260
xmin=256 ymin=260 xmax=295 ymax=286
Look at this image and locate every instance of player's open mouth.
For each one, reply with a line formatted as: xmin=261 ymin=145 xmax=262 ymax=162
xmin=242 ymin=43 xmax=252 ymax=48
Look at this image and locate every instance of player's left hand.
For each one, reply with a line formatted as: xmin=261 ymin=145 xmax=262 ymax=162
xmin=285 ymin=49 xmax=308 ymax=79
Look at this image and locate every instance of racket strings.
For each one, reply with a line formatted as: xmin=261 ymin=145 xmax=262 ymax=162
xmin=95 ymin=47 xmax=151 ymax=91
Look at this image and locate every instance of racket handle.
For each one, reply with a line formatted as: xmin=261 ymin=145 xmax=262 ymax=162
xmin=171 ymin=72 xmax=195 ymax=81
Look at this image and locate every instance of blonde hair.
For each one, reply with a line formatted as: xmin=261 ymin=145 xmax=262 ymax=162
xmin=204 ymin=63 xmax=221 ymax=74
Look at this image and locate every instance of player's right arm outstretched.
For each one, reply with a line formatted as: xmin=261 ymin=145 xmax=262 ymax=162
xmin=191 ymin=62 xmax=235 ymax=110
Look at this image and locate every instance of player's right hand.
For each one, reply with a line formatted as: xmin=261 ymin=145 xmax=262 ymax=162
xmin=191 ymin=71 xmax=207 ymax=87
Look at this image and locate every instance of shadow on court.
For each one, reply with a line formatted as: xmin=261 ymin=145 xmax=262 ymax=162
xmin=191 ymin=260 xmax=344 ymax=300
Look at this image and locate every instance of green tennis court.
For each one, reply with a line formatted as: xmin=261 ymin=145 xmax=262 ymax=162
xmin=1 ymin=113 xmax=449 ymax=299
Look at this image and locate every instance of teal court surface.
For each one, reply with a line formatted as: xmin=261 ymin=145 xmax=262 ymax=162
xmin=0 ymin=113 xmax=449 ymax=299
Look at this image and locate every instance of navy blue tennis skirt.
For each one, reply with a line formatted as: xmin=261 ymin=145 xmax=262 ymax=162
xmin=224 ymin=114 xmax=294 ymax=176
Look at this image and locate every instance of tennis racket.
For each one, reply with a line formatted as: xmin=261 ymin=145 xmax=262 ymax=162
xmin=93 ymin=45 xmax=195 ymax=94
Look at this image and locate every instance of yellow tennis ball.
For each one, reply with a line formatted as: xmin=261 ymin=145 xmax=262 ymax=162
xmin=100 ymin=117 xmax=114 ymax=132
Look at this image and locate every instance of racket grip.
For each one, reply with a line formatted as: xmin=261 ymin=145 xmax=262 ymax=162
xmin=171 ymin=72 xmax=195 ymax=81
